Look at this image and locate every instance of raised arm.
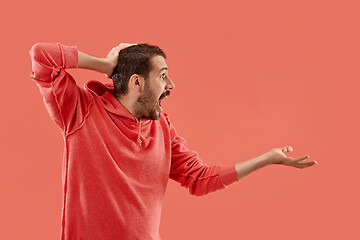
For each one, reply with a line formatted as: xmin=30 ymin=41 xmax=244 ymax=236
xmin=28 ymin=42 xmax=137 ymax=134
xmin=29 ymin=42 xmax=92 ymax=134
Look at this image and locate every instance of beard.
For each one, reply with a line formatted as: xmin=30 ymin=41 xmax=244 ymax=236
xmin=135 ymin=84 xmax=162 ymax=120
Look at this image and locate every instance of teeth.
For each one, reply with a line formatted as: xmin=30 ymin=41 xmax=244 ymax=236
xmin=158 ymin=100 xmax=163 ymax=111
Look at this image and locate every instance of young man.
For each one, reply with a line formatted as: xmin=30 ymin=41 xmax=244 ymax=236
xmin=29 ymin=42 xmax=317 ymax=240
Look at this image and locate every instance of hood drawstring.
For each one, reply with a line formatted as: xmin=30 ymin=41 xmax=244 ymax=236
xmin=137 ymin=120 xmax=142 ymax=145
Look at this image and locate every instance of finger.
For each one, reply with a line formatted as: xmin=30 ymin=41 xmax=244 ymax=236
xmin=296 ymin=160 xmax=318 ymax=169
xmin=116 ymin=43 xmax=136 ymax=48
xmin=282 ymin=146 xmax=289 ymax=152
xmin=299 ymin=160 xmax=317 ymax=164
xmin=292 ymin=155 xmax=309 ymax=162
xmin=108 ymin=47 xmax=118 ymax=55
xmin=107 ymin=43 xmax=137 ymax=58
xmin=299 ymin=159 xmax=318 ymax=164
xmin=282 ymin=146 xmax=293 ymax=152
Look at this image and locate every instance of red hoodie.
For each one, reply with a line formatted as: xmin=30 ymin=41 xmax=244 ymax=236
xmin=29 ymin=43 xmax=240 ymax=240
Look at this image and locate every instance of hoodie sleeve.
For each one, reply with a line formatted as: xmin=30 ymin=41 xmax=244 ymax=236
xmin=165 ymin=114 xmax=240 ymax=196
xmin=29 ymin=43 xmax=93 ymax=135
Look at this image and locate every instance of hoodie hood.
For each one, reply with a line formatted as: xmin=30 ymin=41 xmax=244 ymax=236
xmin=84 ymin=80 xmax=151 ymax=124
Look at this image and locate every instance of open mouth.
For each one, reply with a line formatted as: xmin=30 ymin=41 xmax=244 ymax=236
xmin=158 ymin=91 xmax=170 ymax=107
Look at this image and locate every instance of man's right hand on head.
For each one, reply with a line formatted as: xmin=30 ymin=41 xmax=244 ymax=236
xmin=104 ymin=43 xmax=137 ymax=78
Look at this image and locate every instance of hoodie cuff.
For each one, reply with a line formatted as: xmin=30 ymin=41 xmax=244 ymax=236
xmin=58 ymin=43 xmax=78 ymax=69
xmin=219 ymin=163 xmax=240 ymax=188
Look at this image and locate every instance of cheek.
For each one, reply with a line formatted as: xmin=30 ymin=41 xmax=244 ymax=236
xmin=152 ymin=85 xmax=163 ymax=97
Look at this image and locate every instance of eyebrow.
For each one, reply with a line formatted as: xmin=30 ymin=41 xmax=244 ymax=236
xmin=158 ymin=67 xmax=168 ymax=73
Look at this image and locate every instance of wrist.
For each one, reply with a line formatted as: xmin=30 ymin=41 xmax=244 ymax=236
xmin=78 ymin=51 xmax=112 ymax=74
xmin=260 ymin=152 xmax=273 ymax=165
xmin=97 ymin=57 xmax=111 ymax=74
xmin=100 ymin=57 xmax=117 ymax=77
xmin=257 ymin=153 xmax=272 ymax=167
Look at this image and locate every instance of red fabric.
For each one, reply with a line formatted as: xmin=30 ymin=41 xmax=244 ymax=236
xmin=29 ymin=43 xmax=240 ymax=240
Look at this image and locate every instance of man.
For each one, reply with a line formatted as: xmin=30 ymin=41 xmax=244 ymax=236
xmin=29 ymin=42 xmax=317 ymax=240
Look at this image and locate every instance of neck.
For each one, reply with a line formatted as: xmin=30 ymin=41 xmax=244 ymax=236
xmin=116 ymin=94 xmax=141 ymax=119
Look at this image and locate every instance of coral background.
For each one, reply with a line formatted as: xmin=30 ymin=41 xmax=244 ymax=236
xmin=0 ymin=0 xmax=359 ymax=239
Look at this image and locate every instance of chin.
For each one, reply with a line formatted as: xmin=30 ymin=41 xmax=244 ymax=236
xmin=153 ymin=112 xmax=161 ymax=120
xmin=147 ymin=110 xmax=161 ymax=120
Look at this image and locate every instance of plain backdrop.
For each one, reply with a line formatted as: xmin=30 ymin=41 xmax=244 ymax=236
xmin=1 ymin=0 xmax=359 ymax=239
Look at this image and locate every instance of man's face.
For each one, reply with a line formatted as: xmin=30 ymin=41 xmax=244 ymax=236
xmin=135 ymin=55 xmax=175 ymax=120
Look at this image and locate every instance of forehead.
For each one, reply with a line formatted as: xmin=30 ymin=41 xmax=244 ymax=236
xmin=149 ymin=55 xmax=168 ymax=73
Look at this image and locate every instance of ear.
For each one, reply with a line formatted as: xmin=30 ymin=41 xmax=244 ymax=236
xmin=129 ymin=74 xmax=145 ymax=93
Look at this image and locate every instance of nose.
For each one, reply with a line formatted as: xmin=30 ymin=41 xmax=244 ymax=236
xmin=166 ymin=77 xmax=175 ymax=90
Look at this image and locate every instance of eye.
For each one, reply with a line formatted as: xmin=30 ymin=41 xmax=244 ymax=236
xmin=161 ymin=73 xmax=166 ymax=80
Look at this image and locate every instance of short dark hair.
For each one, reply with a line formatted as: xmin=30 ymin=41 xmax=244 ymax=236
xmin=111 ymin=43 xmax=166 ymax=97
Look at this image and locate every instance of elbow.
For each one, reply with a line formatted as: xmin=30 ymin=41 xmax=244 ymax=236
xmin=189 ymin=190 xmax=209 ymax=197
xmin=29 ymin=43 xmax=43 ymax=59
xmin=188 ymin=184 xmax=210 ymax=196
xmin=29 ymin=43 xmax=55 ymax=64
xmin=190 ymin=192 xmax=208 ymax=197
xmin=29 ymin=43 xmax=60 ymax=82
xmin=29 ymin=43 xmax=48 ymax=62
